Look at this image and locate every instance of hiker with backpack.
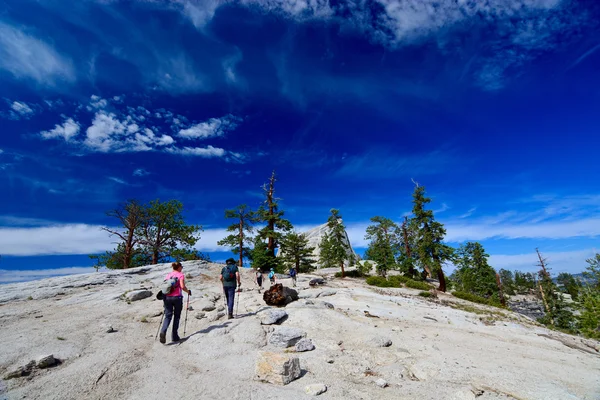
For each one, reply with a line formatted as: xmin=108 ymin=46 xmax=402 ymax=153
xmin=289 ymin=266 xmax=297 ymax=287
xmin=159 ymin=262 xmax=191 ymax=344
xmin=254 ymin=268 xmax=263 ymax=292
xmin=268 ymin=268 xmax=276 ymax=286
xmin=220 ymin=258 xmax=241 ymax=319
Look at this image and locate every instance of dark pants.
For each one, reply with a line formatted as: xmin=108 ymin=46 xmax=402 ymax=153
xmin=161 ymin=296 xmax=183 ymax=340
xmin=224 ymin=286 xmax=236 ymax=316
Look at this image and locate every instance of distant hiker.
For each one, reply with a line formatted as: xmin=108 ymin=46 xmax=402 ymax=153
xmin=268 ymin=268 xmax=276 ymax=286
xmin=221 ymin=258 xmax=241 ymax=319
xmin=289 ymin=267 xmax=297 ymax=287
xmin=159 ymin=262 xmax=191 ymax=344
xmin=255 ymin=268 xmax=263 ymax=292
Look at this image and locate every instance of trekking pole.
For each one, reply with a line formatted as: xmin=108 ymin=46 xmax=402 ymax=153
xmin=235 ymin=287 xmax=241 ymax=318
xmin=155 ymin=310 xmax=164 ymax=341
xmin=183 ymin=294 xmax=190 ymax=337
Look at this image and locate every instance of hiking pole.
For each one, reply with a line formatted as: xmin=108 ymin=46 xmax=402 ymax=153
xmin=183 ymin=294 xmax=190 ymax=337
xmin=155 ymin=310 xmax=164 ymax=341
xmin=235 ymin=287 xmax=241 ymax=318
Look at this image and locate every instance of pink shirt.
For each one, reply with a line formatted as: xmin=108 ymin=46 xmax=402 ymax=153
xmin=165 ymin=270 xmax=185 ymax=297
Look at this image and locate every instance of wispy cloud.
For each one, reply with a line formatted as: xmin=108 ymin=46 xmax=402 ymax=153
xmin=178 ymin=115 xmax=240 ymax=139
xmin=108 ymin=176 xmax=127 ymax=185
xmin=567 ymin=43 xmax=600 ymax=70
xmin=10 ymin=101 xmax=34 ymax=117
xmin=167 ymin=145 xmax=226 ymax=158
xmin=0 ymin=22 xmax=74 ymax=85
xmin=133 ymin=168 xmax=150 ymax=177
xmin=40 ymin=118 xmax=81 ymax=141
xmin=489 ymin=248 xmax=597 ymax=274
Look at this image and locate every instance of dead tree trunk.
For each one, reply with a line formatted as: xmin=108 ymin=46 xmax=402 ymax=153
xmin=496 ymin=273 xmax=506 ymax=306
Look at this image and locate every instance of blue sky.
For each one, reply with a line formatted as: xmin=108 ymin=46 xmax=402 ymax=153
xmin=1 ymin=0 xmax=599 ymax=283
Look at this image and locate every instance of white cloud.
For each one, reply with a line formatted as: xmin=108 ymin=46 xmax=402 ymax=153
xmin=87 ymin=95 xmax=108 ymax=110
xmin=11 ymin=101 xmax=33 ymax=116
xmin=108 ymin=176 xmax=127 ymax=185
xmin=0 ymin=22 xmax=75 ymax=85
xmin=133 ymin=168 xmax=150 ymax=177
xmin=0 ymin=224 xmax=114 ymax=256
xmin=40 ymin=118 xmax=81 ymax=141
xmin=178 ymin=115 xmax=240 ymax=139
xmin=489 ymin=249 xmax=597 ymax=274
xmin=0 ymin=267 xmax=100 ymax=284
xmin=167 ymin=145 xmax=226 ymax=158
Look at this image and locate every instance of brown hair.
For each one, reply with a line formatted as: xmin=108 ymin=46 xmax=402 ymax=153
xmin=172 ymin=262 xmax=182 ymax=270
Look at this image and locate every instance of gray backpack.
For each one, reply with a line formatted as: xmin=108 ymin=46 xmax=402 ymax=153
xmin=161 ymin=277 xmax=179 ymax=295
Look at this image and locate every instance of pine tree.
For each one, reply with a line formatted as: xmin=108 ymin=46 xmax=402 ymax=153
xmin=409 ymin=183 xmax=454 ymax=291
xmin=399 ymin=216 xmax=417 ymax=278
xmin=536 ymin=248 xmax=574 ymax=330
xmin=255 ymin=171 xmax=293 ymax=271
xmin=319 ymin=209 xmax=354 ymax=277
xmin=364 ymin=216 xmax=399 ymax=277
xmin=578 ymin=253 xmax=600 ymax=339
xmin=139 ymin=199 xmax=202 ymax=265
xmin=217 ymin=204 xmax=255 ymax=268
xmin=100 ymin=199 xmax=146 ymax=269
xmin=454 ymin=242 xmax=498 ymax=298
xmin=280 ymin=232 xmax=316 ymax=273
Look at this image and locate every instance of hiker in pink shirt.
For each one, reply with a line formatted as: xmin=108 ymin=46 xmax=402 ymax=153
xmin=159 ymin=262 xmax=191 ymax=343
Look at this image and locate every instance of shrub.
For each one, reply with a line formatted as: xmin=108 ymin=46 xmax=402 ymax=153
xmin=405 ymin=280 xmax=431 ymax=291
xmin=388 ymin=275 xmax=410 ymax=286
xmin=418 ymin=291 xmax=432 ymax=298
xmin=366 ymin=276 xmax=394 ymax=287
xmin=335 ymin=270 xmax=364 ymax=278
xmin=452 ymin=291 xmax=503 ymax=308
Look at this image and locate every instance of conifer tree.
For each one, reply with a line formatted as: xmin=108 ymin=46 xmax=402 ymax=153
xmin=399 ymin=216 xmax=417 ymax=278
xmin=409 ymin=183 xmax=454 ymax=292
xmin=100 ymin=199 xmax=146 ymax=269
xmin=454 ymin=242 xmax=498 ymax=298
xmin=139 ymin=199 xmax=203 ymax=265
xmin=536 ymin=248 xmax=574 ymax=330
xmin=280 ymin=232 xmax=316 ymax=273
xmin=217 ymin=204 xmax=255 ymax=268
xmin=319 ymin=209 xmax=354 ymax=277
xmin=255 ymin=171 xmax=293 ymax=271
xmin=579 ymin=253 xmax=600 ymax=339
xmin=499 ymin=269 xmax=516 ymax=295
xmin=364 ymin=216 xmax=399 ymax=277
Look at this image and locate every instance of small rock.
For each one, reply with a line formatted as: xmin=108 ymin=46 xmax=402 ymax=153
xmin=369 ymin=336 xmax=392 ymax=347
xmin=260 ymin=309 xmax=288 ymax=325
xmin=326 ymin=358 xmax=334 ymax=364
xmin=195 ymin=312 xmax=206 ymax=320
xmin=126 ymin=290 xmax=153 ymax=302
xmin=309 ymin=278 xmax=325 ymax=286
xmin=199 ymin=300 xmax=216 ymax=312
xmin=320 ymin=301 xmax=334 ymax=309
xmin=36 ymin=355 xmax=57 ymax=369
xmin=268 ymin=327 xmax=306 ymax=348
xmin=305 ymin=383 xmax=327 ymax=396
xmin=209 ymin=312 xmax=226 ymax=322
xmin=4 ymin=361 xmax=35 ymax=380
xmin=295 ymin=338 xmax=315 ymax=352
xmin=150 ymin=310 xmax=163 ymax=317
xmin=254 ymin=352 xmax=301 ymax=385
xmin=217 ymin=305 xmax=225 ymax=312
xmin=375 ymin=378 xmax=388 ymax=388
xmin=105 ymin=325 xmax=116 ymax=333
xmin=187 ymin=306 xmax=194 ymax=311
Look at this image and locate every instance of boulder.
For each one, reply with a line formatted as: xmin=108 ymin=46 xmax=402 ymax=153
xmin=263 ymin=284 xmax=298 ymax=307
xmin=260 ymin=309 xmax=288 ymax=325
xmin=36 ymin=354 xmax=57 ymax=369
xmin=298 ymin=291 xmax=316 ymax=299
xmin=209 ymin=312 xmax=226 ymax=322
xmin=295 ymin=338 xmax=315 ymax=352
xmin=195 ymin=312 xmax=206 ymax=320
xmin=309 ymin=278 xmax=326 ymax=287
xmin=268 ymin=327 xmax=306 ymax=348
xmin=305 ymin=383 xmax=327 ymax=396
xmin=198 ymin=300 xmax=216 ymax=312
xmin=254 ymin=352 xmax=301 ymax=385
xmin=369 ymin=336 xmax=392 ymax=347
xmin=126 ymin=290 xmax=152 ymax=302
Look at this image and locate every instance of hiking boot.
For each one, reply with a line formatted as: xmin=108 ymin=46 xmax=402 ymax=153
xmin=159 ymin=332 xmax=166 ymax=344
xmin=172 ymin=335 xmax=181 ymax=342
xmin=228 ymin=314 xmax=233 ymax=319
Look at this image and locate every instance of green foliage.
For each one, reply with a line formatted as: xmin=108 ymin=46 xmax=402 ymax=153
xmin=319 ymin=209 xmax=354 ymax=275
xmin=578 ymin=287 xmax=600 ymax=339
xmin=217 ymin=204 xmax=255 ymax=267
xmin=583 ymin=253 xmax=600 ymax=289
xmin=452 ymin=291 xmax=503 ymax=308
xmin=514 ymin=271 xmax=537 ymax=294
xmin=535 ymin=249 xmax=575 ymax=331
xmin=556 ymin=272 xmax=581 ymax=300
xmin=249 ymin=237 xmax=282 ymax=272
xmin=358 ymin=261 xmax=373 ymax=275
xmin=171 ymin=250 xmax=211 ymax=262
xmin=498 ymin=269 xmax=516 ymax=295
xmin=388 ymin=275 xmax=410 ymax=286
xmin=405 ymin=280 xmax=431 ymax=291
xmin=366 ymin=276 xmax=394 ymax=287
xmin=335 ymin=269 xmax=364 ymax=278
xmin=409 ymin=184 xmax=454 ymax=290
xmin=279 ymin=231 xmax=316 ymax=273
xmin=453 ymin=242 xmax=498 ymax=299
xmin=364 ymin=216 xmax=400 ymax=276
xmin=418 ymin=291 xmax=432 ymax=298
xmin=140 ymin=199 xmax=203 ymax=264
